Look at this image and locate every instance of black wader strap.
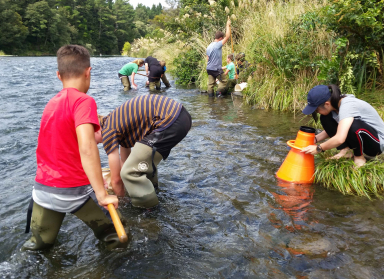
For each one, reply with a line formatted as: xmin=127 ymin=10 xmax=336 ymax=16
xmin=152 ymin=147 xmax=157 ymax=178
xmin=151 ymin=132 xmax=159 ymax=178
xmin=25 ymin=197 xmax=34 ymax=233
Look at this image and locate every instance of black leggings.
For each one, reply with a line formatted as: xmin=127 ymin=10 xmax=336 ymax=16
xmin=320 ymin=113 xmax=382 ymax=157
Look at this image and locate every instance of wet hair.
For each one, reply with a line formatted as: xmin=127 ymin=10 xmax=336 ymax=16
xmin=159 ymin=61 xmax=166 ymax=67
xmin=57 ymin=45 xmax=90 ymax=79
xmin=132 ymin=59 xmax=144 ymax=66
xmin=312 ymin=84 xmax=345 ymax=121
xmin=215 ymin=31 xmax=225 ymax=40
xmin=227 ymin=54 xmax=233 ymax=61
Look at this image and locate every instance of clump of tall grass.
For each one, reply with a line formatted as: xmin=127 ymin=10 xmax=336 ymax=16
xmin=239 ymin=0 xmax=332 ymax=112
xmin=315 ymin=151 xmax=384 ymax=199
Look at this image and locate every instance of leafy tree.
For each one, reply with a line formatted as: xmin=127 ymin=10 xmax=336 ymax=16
xmin=0 ymin=1 xmax=28 ymax=54
xmin=113 ymin=0 xmax=135 ymax=51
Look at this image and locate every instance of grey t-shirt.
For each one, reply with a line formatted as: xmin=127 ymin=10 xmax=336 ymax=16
xmin=206 ymin=41 xmax=223 ymax=71
xmin=332 ymin=95 xmax=384 ymax=151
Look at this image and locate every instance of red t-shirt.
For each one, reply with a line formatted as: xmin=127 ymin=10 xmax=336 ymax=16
xmin=35 ymin=88 xmax=100 ymax=188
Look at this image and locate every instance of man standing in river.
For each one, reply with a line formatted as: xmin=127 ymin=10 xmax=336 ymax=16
xmin=206 ymin=18 xmax=231 ymax=97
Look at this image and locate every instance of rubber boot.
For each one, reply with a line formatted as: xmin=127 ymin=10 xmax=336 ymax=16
xmin=161 ymin=75 xmax=171 ymax=88
xmin=22 ymin=202 xmax=65 ymax=250
xmin=121 ymin=76 xmax=131 ymax=91
xmin=74 ymin=198 xmax=128 ymax=249
xmin=120 ymin=142 xmax=163 ymax=208
xmin=207 ymin=74 xmax=216 ymax=97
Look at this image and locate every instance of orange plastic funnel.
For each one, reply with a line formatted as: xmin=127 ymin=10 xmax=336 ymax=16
xmin=276 ymin=126 xmax=316 ymax=183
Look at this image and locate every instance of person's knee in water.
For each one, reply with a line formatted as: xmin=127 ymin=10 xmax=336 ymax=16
xmin=300 ymin=84 xmax=384 ymax=167
xmin=23 ymin=44 xmax=125 ymax=251
xmin=95 ymin=96 xmax=192 ymax=208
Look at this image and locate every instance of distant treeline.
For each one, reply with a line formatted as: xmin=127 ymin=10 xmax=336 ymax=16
xmin=0 ymin=0 xmax=163 ymax=55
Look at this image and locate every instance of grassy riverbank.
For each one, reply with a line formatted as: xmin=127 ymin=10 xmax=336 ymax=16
xmin=129 ymin=0 xmax=383 ymax=111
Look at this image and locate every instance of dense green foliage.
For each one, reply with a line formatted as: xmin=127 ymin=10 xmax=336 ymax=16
xmin=152 ymin=0 xmax=383 ymax=101
xmin=170 ymin=48 xmax=202 ymax=85
xmin=0 ymin=0 xmax=163 ymax=55
xmin=318 ymin=0 xmax=384 ymax=93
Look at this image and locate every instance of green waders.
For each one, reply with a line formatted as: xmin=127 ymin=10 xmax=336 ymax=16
xmin=224 ymin=79 xmax=237 ymax=94
xmin=149 ymin=80 xmax=161 ymax=90
xmin=120 ymin=142 xmax=163 ymax=208
xmin=121 ymin=76 xmax=131 ymax=91
xmin=207 ymin=74 xmax=227 ymax=97
xmin=23 ymin=198 xmax=128 ymax=250
xmin=161 ymin=75 xmax=171 ymax=87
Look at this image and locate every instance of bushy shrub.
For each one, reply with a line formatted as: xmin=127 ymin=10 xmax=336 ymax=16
xmin=171 ymin=48 xmax=202 ymax=85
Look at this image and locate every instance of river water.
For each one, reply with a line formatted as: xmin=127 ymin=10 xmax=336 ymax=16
xmin=0 ymin=57 xmax=384 ymax=278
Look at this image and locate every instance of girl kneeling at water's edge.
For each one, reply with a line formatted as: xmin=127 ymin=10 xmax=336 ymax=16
xmin=301 ymin=84 xmax=384 ymax=167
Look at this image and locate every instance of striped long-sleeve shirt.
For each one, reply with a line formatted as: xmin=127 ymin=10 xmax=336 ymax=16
xmin=100 ymin=95 xmax=182 ymax=154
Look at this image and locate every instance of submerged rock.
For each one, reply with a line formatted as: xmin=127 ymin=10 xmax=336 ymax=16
xmin=287 ymin=234 xmax=339 ymax=256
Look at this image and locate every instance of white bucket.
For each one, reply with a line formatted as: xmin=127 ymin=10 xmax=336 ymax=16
xmin=234 ymin=82 xmax=247 ymax=92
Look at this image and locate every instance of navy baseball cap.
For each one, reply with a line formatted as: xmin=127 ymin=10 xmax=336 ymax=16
xmin=302 ymin=85 xmax=331 ymax=115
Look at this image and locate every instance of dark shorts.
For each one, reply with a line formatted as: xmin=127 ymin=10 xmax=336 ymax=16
xmin=139 ymin=106 xmax=192 ymax=159
xmin=118 ymin=73 xmax=127 ymax=78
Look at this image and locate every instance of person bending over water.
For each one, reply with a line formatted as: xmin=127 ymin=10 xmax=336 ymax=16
xmin=95 ymin=95 xmax=192 ymax=208
xmin=118 ymin=59 xmax=144 ymax=91
xmin=301 ymin=84 xmax=384 ymax=167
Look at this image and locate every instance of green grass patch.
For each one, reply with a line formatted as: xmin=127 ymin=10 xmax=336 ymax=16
xmin=315 ymin=151 xmax=384 ymax=199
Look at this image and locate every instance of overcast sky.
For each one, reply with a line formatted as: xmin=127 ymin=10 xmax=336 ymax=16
xmin=129 ymin=0 xmax=169 ymax=8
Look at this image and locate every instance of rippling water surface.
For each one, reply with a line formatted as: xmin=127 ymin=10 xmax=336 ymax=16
xmin=1 ymin=57 xmax=384 ymax=278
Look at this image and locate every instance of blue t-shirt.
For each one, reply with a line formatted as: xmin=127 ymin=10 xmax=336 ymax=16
xmin=206 ymin=41 xmax=223 ymax=71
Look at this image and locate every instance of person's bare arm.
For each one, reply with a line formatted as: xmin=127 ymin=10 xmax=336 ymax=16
xmin=302 ymin=117 xmax=353 ymax=155
xmin=108 ymin=148 xmax=125 ymax=196
xmin=76 ymin=124 xmax=118 ymax=209
xmin=221 ymin=18 xmax=231 ymax=45
xmin=145 ymin=63 xmax=149 ymax=75
xmin=120 ymin=146 xmax=131 ymax=165
xmin=314 ymin=130 xmax=329 ymax=143
xmin=131 ymin=72 xmax=137 ymax=89
xmin=206 ymin=55 xmax=209 ymax=62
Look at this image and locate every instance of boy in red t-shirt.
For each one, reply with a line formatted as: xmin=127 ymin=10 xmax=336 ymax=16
xmin=23 ymin=45 xmax=126 ymax=250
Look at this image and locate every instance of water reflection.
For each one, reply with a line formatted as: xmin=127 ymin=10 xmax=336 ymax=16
xmin=270 ymin=180 xmax=314 ymax=232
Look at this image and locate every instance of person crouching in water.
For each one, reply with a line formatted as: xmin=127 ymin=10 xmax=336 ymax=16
xmin=118 ymin=59 xmax=144 ymax=91
xmin=95 ymin=95 xmax=192 ymax=208
xmin=301 ymin=84 xmax=384 ymax=167
xmin=23 ymin=45 xmax=126 ymax=250
xmin=221 ymin=54 xmax=237 ymax=96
